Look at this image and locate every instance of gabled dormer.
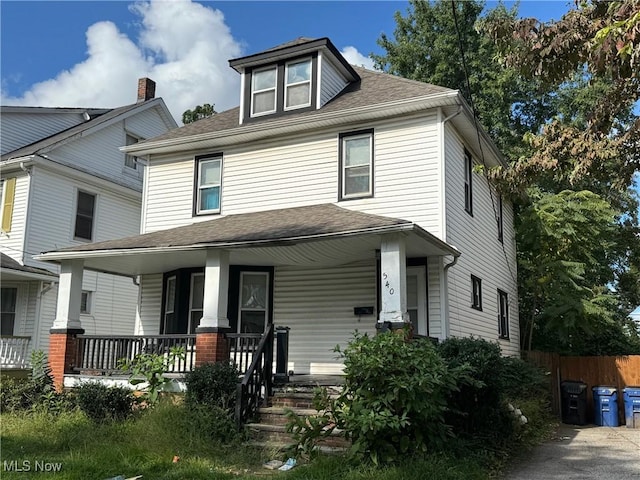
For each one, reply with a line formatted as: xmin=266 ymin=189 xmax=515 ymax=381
xmin=229 ymin=37 xmax=360 ymax=125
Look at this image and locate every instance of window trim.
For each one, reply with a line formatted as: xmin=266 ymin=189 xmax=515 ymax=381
xmin=73 ymin=190 xmax=96 ymax=241
xmin=250 ymin=65 xmax=278 ymax=117
xmin=124 ymin=133 xmax=141 ymax=170
xmin=237 ymin=271 xmax=270 ymax=334
xmin=497 ymin=194 xmax=504 ymax=243
xmin=284 ymin=57 xmax=312 ymax=111
xmin=1 ymin=177 xmax=16 ymax=233
xmin=194 ymin=154 xmax=223 ymax=216
xmin=464 ymin=149 xmax=473 ymax=216
xmin=498 ymin=289 xmax=510 ymax=340
xmin=80 ymin=290 xmax=92 ymax=315
xmin=187 ymin=272 xmax=204 ymax=334
xmin=338 ymin=129 xmax=374 ymax=201
xmin=471 ymin=275 xmax=482 ymax=311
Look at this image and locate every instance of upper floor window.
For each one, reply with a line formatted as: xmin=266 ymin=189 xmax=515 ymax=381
xmin=285 ymin=58 xmax=312 ymax=110
xmin=464 ymin=149 xmax=473 ymax=215
xmin=251 ymin=66 xmax=277 ymax=116
xmin=195 ymin=155 xmax=222 ymax=215
xmin=1 ymin=177 xmax=16 ymax=233
xmin=124 ymin=133 xmax=139 ymax=170
xmin=74 ymin=190 xmax=96 ymax=241
xmin=498 ymin=289 xmax=509 ymax=339
xmin=339 ymin=130 xmax=373 ymax=200
xmin=471 ymin=275 xmax=482 ymax=311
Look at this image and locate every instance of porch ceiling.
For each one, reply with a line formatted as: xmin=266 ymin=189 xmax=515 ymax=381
xmin=35 ymin=204 xmax=460 ymax=277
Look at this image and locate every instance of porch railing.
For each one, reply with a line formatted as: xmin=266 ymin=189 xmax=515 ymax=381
xmin=74 ymin=335 xmax=196 ymax=374
xmin=227 ymin=332 xmax=264 ymax=373
xmin=0 ymin=336 xmax=31 ymax=369
xmin=235 ymin=323 xmax=274 ymax=428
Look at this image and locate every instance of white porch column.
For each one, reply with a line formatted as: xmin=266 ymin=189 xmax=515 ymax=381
xmin=51 ymin=259 xmax=84 ymax=331
xmin=198 ymin=249 xmax=230 ymax=330
xmin=378 ymin=234 xmax=410 ymax=327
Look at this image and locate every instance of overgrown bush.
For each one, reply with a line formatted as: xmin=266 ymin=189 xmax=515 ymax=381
xmin=0 ymin=350 xmax=69 ymax=414
xmin=288 ymin=330 xmax=467 ymax=464
xmin=184 ymin=361 xmax=239 ymax=411
xmin=498 ymin=356 xmax=549 ymax=399
xmin=74 ymin=382 xmax=136 ymax=423
xmin=438 ymin=337 xmax=514 ymax=447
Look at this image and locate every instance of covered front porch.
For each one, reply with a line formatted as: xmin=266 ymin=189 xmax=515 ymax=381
xmin=36 ymin=204 xmax=459 ymax=421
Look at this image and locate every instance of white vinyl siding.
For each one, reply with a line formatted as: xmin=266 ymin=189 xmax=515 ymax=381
xmin=319 ymin=57 xmax=349 ymax=107
xmin=0 ymin=111 xmax=85 ymax=155
xmin=144 ymin=113 xmax=443 ymax=237
xmin=137 ymin=274 xmax=163 ymax=335
xmin=427 ymin=256 xmax=442 ymax=338
xmin=274 ymin=261 xmax=377 ymax=375
xmin=444 ymin=124 xmax=519 ymax=356
xmin=0 ymin=173 xmax=30 ymax=263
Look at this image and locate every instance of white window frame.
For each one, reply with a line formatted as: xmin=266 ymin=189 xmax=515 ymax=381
xmin=340 ymin=131 xmax=373 ymax=200
xmin=251 ymin=66 xmax=278 ymax=117
xmin=188 ymin=272 xmax=204 ymax=334
xmin=464 ymin=149 xmax=473 ymax=215
xmin=497 ymin=194 xmax=504 ymax=243
xmin=80 ymin=290 xmax=92 ymax=315
xmin=471 ymin=275 xmax=482 ymax=311
xmin=163 ymin=275 xmax=177 ymax=334
xmin=73 ymin=190 xmax=96 ymax=241
xmin=284 ymin=58 xmax=312 ymax=111
xmin=498 ymin=289 xmax=510 ymax=340
xmin=124 ymin=133 xmax=140 ymax=170
xmin=196 ymin=156 xmax=222 ymax=215
xmin=238 ymin=271 xmax=269 ymax=334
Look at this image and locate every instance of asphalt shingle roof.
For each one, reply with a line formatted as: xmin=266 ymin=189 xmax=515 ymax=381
xmin=49 ymin=204 xmax=412 ymax=253
xmin=1 ymin=253 xmax=56 ymax=277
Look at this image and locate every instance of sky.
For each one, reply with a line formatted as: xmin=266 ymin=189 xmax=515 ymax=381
xmin=0 ymin=0 xmax=574 ymax=123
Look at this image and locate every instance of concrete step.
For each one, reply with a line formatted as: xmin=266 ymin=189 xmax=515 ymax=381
xmin=245 ymin=423 xmax=350 ymax=450
xmin=258 ymin=406 xmax=322 ymax=426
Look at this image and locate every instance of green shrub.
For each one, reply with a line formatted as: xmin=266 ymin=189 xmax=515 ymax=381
xmin=498 ymin=356 xmax=549 ymax=399
xmin=438 ymin=337 xmax=513 ymax=446
xmin=288 ymin=330 xmax=466 ymax=464
xmin=74 ymin=382 xmax=136 ymax=423
xmin=184 ymin=361 xmax=239 ymax=411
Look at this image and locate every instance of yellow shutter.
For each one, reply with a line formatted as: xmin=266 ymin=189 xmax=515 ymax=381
xmin=1 ymin=177 xmax=16 ymax=232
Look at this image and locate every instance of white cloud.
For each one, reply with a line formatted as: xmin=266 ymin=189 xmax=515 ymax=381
xmin=1 ymin=0 xmax=243 ymax=123
xmin=340 ymin=46 xmax=376 ymax=71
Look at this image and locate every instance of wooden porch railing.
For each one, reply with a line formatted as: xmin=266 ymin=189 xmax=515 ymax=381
xmin=0 ymin=336 xmax=31 ymax=369
xmin=235 ymin=324 xmax=274 ymax=428
xmin=74 ymin=335 xmax=196 ymax=374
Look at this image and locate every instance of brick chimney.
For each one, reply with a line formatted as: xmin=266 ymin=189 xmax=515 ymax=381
xmin=137 ymin=77 xmax=156 ymax=102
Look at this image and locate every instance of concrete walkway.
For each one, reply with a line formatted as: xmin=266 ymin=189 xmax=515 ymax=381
xmin=504 ymin=425 xmax=640 ymax=479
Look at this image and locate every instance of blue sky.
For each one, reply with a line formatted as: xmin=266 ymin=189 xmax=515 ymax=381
xmin=1 ymin=0 xmax=573 ymax=121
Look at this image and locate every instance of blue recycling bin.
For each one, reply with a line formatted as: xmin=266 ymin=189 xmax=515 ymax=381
xmin=592 ymin=386 xmax=619 ymax=427
xmin=623 ymin=387 xmax=640 ymax=428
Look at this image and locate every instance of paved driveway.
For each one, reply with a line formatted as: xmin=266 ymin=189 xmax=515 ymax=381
xmin=504 ymin=425 xmax=640 ymax=479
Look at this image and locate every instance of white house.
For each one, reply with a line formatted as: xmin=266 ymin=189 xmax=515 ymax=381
xmin=0 ymin=79 xmax=177 ymax=368
xmin=38 ymin=38 xmax=519 ymax=397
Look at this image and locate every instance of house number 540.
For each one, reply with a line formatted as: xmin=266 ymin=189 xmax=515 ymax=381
xmin=382 ymin=273 xmax=394 ymax=295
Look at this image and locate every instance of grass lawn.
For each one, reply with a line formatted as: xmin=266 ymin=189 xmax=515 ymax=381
xmin=0 ymin=403 xmax=492 ymax=480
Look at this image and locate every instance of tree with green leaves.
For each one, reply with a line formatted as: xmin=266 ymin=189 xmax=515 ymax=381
xmin=182 ymin=103 xmax=216 ymax=125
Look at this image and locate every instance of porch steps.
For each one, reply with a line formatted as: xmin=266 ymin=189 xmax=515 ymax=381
xmin=244 ymin=386 xmax=350 ymax=454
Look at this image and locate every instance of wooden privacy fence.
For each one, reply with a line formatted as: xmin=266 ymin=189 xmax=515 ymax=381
xmin=524 ymin=351 xmax=640 ymax=425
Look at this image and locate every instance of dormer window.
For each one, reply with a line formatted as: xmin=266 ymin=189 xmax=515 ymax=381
xmin=285 ymin=58 xmax=311 ymax=110
xmin=251 ymin=67 xmax=277 ymax=116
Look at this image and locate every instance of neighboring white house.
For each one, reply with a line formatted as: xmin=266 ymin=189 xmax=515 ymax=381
xmin=0 ymin=79 xmax=177 ymax=367
xmin=39 ymin=37 xmax=520 ymax=379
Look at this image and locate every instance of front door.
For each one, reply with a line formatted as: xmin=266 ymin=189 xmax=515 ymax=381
xmin=406 ymin=266 xmax=427 ymax=336
xmin=238 ymin=271 xmax=269 ymax=333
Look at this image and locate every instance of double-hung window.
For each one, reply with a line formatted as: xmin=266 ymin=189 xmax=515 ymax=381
xmin=464 ymin=149 xmax=473 ymax=215
xmin=251 ymin=66 xmax=277 ymax=116
xmin=74 ymin=190 xmax=96 ymax=241
xmin=340 ymin=130 xmax=373 ymax=199
xmin=471 ymin=275 xmax=482 ymax=311
xmin=285 ymin=58 xmax=311 ymax=110
xmin=80 ymin=291 xmax=92 ymax=314
xmin=497 ymin=194 xmax=504 ymax=243
xmin=124 ymin=133 xmax=139 ymax=170
xmin=498 ymin=289 xmax=509 ymax=339
xmin=196 ymin=155 xmax=222 ymax=214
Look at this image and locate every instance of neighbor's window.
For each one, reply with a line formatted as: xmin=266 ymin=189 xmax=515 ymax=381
xmin=471 ymin=275 xmax=482 ymax=311
xmin=464 ymin=149 xmax=473 ymax=215
xmin=196 ymin=155 xmax=222 ymax=214
xmin=74 ymin=191 xmax=96 ymax=240
xmin=80 ymin=291 xmax=92 ymax=314
xmin=340 ymin=130 xmax=373 ymax=199
xmin=498 ymin=289 xmax=509 ymax=339
xmin=497 ymin=194 xmax=504 ymax=243
xmin=285 ymin=58 xmax=311 ymax=110
xmin=251 ymin=66 xmax=277 ymax=116
xmin=124 ymin=133 xmax=139 ymax=170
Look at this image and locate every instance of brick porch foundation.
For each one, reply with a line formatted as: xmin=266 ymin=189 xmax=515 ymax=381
xmin=49 ymin=329 xmax=83 ymax=391
xmin=195 ymin=331 xmax=229 ymax=366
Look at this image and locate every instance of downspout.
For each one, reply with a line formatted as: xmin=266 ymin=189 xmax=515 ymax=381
xmin=437 ymin=105 xmax=462 ymax=340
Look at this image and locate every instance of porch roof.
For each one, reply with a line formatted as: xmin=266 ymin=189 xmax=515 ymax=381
xmin=1 ymin=253 xmax=58 ymax=281
xmin=35 ymin=204 xmax=460 ymax=276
